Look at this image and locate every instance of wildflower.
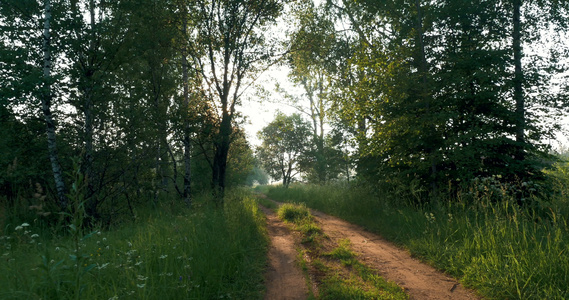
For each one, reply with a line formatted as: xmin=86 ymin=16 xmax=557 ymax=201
xmin=31 ymin=234 xmax=39 ymax=239
xmin=21 ymin=223 xmax=30 ymax=227
xmin=15 ymin=226 xmax=23 ymax=231
xmin=108 ymin=296 xmax=119 ymax=300
xmin=97 ymin=263 xmax=109 ymax=270
xmin=159 ymin=254 xmax=168 ymax=259
xmin=137 ymin=283 xmax=146 ymax=288
xmin=137 ymin=275 xmax=148 ymax=281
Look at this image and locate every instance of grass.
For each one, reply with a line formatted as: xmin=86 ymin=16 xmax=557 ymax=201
xmin=264 ymin=182 xmax=569 ymax=299
xmin=276 ymin=203 xmax=407 ymax=300
xmin=0 ymin=188 xmax=269 ymax=300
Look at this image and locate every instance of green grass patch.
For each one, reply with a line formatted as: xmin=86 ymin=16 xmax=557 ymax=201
xmin=262 ymin=183 xmax=569 ymax=299
xmin=0 ymin=189 xmax=268 ymax=300
xmin=325 ymin=239 xmax=357 ymax=264
xmin=318 ymin=241 xmax=406 ymax=300
xmin=277 ymin=203 xmax=311 ymax=223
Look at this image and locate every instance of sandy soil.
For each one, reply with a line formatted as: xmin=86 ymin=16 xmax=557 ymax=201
xmin=259 ymin=197 xmax=481 ymax=300
xmin=310 ymin=209 xmax=480 ymax=300
xmin=260 ymin=205 xmax=309 ymax=300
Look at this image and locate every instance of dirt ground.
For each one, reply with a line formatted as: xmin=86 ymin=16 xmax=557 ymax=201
xmin=260 ymin=198 xmax=481 ymax=300
xmin=310 ymin=209 xmax=479 ymax=300
xmin=260 ymin=205 xmax=309 ymax=300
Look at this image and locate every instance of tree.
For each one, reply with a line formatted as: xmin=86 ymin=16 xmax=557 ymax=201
xmin=0 ymin=0 xmax=69 ymax=209
xmin=285 ymin=0 xmax=336 ymax=182
xmin=257 ymin=113 xmax=312 ymax=187
xmin=186 ymin=0 xmax=285 ymax=202
xmin=326 ymin=0 xmax=569 ymax=200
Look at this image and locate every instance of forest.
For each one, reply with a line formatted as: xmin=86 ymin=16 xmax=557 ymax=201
xmin=2 ymin=0 xmax=569 ymax=299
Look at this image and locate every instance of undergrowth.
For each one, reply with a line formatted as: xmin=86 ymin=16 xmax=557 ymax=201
xmin=0 ymin=188 xmax=268 ymax=300
xmin=264 ymin=178 xmax=569 ymax=300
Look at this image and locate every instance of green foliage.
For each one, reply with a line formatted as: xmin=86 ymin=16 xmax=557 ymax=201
xmin=0 ymin=189 xmax=268 ymax=299
xmin=257 ymin=113 xmax=313 ymax=187
xmin=324 ymin=0 xmax=568 ymax=197
xmin=264 ymin=181 xmax=569 ymax=299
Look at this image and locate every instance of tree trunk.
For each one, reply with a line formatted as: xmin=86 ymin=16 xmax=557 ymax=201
xmin=41 ymin=0 xmax=67 ymax=210
xmin=182 ymin=12 xmax=192 ymax=207
xmin=513 ymin=0 xmax=525 ymax=160
xmin=212 ymin=113 xmax=231 ymax=203
xmin=84 ymin=0 xmax=97 ymax=220
xmin=415 ymin=0 xmax=437 ymax=194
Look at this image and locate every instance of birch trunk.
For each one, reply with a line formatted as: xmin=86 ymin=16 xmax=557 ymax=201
xmin=41 ymin=0 xmax=67 ymax=210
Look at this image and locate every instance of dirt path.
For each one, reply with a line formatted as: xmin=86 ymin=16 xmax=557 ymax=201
xmin=259 ymin=205 xmax=309 ymax=300
xmin=309 ymin=209 xmax=479 ymax=300
xmin=260 ymin=197 xmax=480 ymax=300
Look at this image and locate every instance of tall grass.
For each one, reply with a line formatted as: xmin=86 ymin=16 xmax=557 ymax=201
xmin=265 ymin=182 xmax=569 ymax=299
xmin=0 ymin=189 xmax=268 ymax=299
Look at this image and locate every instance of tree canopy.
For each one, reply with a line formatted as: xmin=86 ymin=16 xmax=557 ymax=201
xmin=1 ymin=0 xmax=569 ymax=221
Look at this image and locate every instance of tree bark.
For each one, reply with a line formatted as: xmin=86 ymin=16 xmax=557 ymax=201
xmin=84 ymin=0 xmax=97 ymax=220
xmin=41 ymin=0 xmax=67 ymax=210
xmin=414 ymin=0 xmax=437 ymax=194
xmin=181 ymin=11 xmax=192 ymax=207
xmin=513 ymin=0 xmax=525 ymax=160
xmin=212 ymin=111 xmax=231 ymax=202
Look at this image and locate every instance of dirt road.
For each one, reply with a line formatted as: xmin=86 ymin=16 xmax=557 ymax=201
xmin=310 ymin=209 xmax=479 ymax=300
xmin=260 ymin=199 xmax=480 ymax=300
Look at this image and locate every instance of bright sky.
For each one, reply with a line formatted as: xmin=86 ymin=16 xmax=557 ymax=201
xmin=240 ymin=65 xmax=300 ymax=147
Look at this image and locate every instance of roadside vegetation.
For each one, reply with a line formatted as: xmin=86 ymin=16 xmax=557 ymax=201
xmin=276 ymin=202 xmax=408 ymax=300
xmin=0 ymin=189 xmax=268 ymax=300
xmin=261 ymin=161 xmax=569 ymax=299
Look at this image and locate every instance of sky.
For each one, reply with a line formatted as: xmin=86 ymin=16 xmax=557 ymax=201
xmin=240 ymin=65 xmax=303 ymax=148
